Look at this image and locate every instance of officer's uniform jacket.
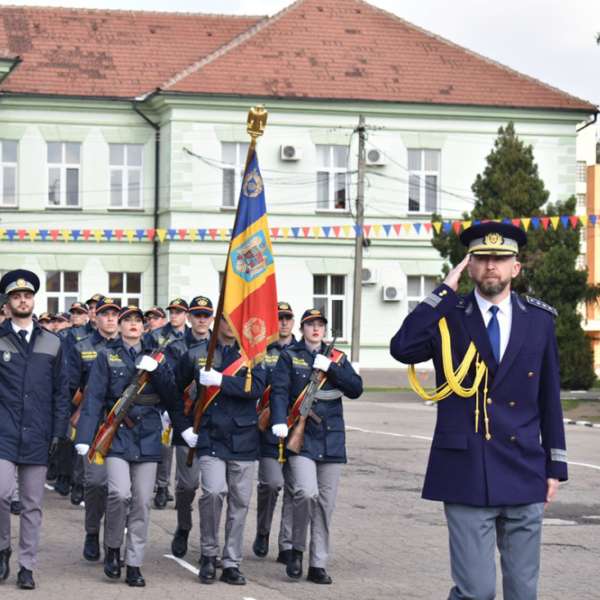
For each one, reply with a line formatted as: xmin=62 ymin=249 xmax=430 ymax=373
xmin=390 ymin=284 xmax=568 ymax=507
xmin=0 ymin=320 xmax=69 ymax=465
xmin=270 ymin=339 xmax=363 ymax=464
xmin=173 ymin=341 xmax=266 ymax=461
xmin=75 ymin=338 xmax=171 ymax=463
xmin=260 ymin=337 xmax=295 ymax=459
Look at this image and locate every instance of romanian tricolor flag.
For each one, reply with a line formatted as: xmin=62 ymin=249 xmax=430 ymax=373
xmin=222 ymin=150 xmax=278 ymax=369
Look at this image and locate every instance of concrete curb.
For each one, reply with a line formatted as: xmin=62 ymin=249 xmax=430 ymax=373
xmin=563 ymin=419 xmax=600 ymax=429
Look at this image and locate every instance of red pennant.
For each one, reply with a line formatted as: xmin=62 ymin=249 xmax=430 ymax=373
xmin=511 ymin=218 xmax=521 ymax=228
xmin=147 ymin=228 xmax=156 ymax=241
xmin=424 ymin=223 xmax=432 ymax=233
xmin=115 ymin=229 xmax=124 ymax=241
xmin=569 ymin=215 xmax=579 ymax=229
xmin=540 ymin=217 xmax=550 ymax=230
xmin=332 ymin=226 xmax=340 ymax=237
xmin=208 ymin=228 xmax=217 ymax=240
xmin=82 ymin=229 xmax=91 ymax=241
xmin=393 ymin=224 xmax=402 ymax=235
xmin=178 ymin=228 xmax=187 ymax=240
xmin=271 ymin=227 xmax=279 ymax=239
xmin=363 ymin=224 xmax=372 ymax=237
xmin=50 ymin=229 xmax=59 ymax=240
xmin=17 ymin=229 xmax=26 ymax=240
xmin=452 ymin=221 xmax=461 ymax=234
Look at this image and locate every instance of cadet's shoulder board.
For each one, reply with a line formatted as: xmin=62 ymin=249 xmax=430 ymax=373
xmin=524 ymin=295 xmax=558 ymax=317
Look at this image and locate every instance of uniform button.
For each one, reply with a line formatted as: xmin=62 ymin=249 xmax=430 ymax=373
xmin=486 ymin=398 xmax=492 ymax=405
xmin=318 ymin=454 xmax=323 ymax=458
xmin=214 ymin=402 xmax=218 ymax=407
xmin=509 ymin=435 xmax=516 ymax=442
xmin=509 ymin=401 xmax=516 ymax=407
xmin=211 ymin=451 xmax=215 ymax=455
xmin=528 ymin=372 xmax=534 ymax=378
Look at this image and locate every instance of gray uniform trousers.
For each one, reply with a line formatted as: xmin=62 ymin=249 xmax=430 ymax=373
xmin=105 ymin=457 xmax=157 ymax=567
xmin=174 ymin=445 xmax=201 ymax=531
xmin=11 ymin=471 xmax=19 ymax=502
xmin=256 ymin=457 xmax=294 ymax=551
xmin=444 ymin=503 xmax=545 ymax=600
xmin=72 ymin=454 xmax=84 ymax=487
xmin=156 ymin=444 xmax=174 ymax=490
xmin=288 ymin=455 xmax=342 ymax=569
xmin=198 ymin=456 xmax=255 ymax=569
xmin=83 ymin=459 xmax=107 ymax=535
xmin=0 ymin=459 xmax=47 ymax=570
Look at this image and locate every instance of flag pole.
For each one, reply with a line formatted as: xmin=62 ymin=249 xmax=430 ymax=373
xmin=186 ymin=105 xmax=268 ymax=466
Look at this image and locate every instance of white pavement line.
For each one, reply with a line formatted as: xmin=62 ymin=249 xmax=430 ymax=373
xmin=243 ymin=597 xmax=258 ymax=600
xmin=164 ymin=553 xmax=199 ymax=576
xmin=568 ymin=461 xmax=600 ymax=471
xmin=44 ymin=483 xmax=55 ymax=491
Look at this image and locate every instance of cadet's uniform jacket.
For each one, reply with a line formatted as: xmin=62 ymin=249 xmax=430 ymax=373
xmin=75 ymin=338 xmax=171 ymax=463
xmin=390 ymin=284 xmax=568 ymax=507
xmin=0 ymin=320 xmax=69 ymax=465
xmin=144 ymin=323 xmax=189 ymax=351
xmin=270 ymin=339 xmax=363 ymax=464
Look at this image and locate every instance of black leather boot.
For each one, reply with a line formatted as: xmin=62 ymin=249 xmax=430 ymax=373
xmin=171 ymin=528 xmax=189 ymax=558
xmin=103 ymin=547 xmax=121 ymax=579
xmin=276 ymin=548 xmax=292 ymax=565
xmin=252 ymin=533 xmax=269 ymax=557
xmin=307 ymin=566 xmax=333 ymax=584
xmin=16 ymin=567 xmax=35 ymax=590
xmin=0 ymin=547 xmax=11 ymax=581
xmin=286 ymin=549 xmax=303 ymax=579
xmin=153 ymin=487 xmax=168 ymax=509
xmin=70 ymin=483 xmax=84 ymax=506
xmin=220 ymin=566 xmax=246 ymax=585
xmin=9 ymin=501 xmax=21 ymax=516
xmin=125 ymin=566 xmax=145 ymax=587
xmin=83 ymin=533 xmax=100 ymax=561
xmin=198 ymin=555 xmax=216 ymax=584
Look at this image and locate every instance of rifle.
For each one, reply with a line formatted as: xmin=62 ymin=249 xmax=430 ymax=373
xmin=286 ymin=338 xmax=337 ymax=454
xmin=257 ymin=386 xmax=271 ymax=432
xmin=72 ymin=388 xmax=83 ymax=407
xmin=68 ymin=388 xmax=84 ymax=440
xmin=182 ymin=381 xmax=197 ymax=416
xmin=87 ymin=350 xmax=164 ymax=465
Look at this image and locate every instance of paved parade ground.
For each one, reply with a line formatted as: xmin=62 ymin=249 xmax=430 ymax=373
xmin=2 ymin=393 xmax=599 ymax=599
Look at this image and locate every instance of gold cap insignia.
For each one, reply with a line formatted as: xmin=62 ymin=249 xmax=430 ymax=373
xmin=16 ymin=278 xmax=27 ymax=288
xmin=484 ymin=233 xmax=503 ymax=246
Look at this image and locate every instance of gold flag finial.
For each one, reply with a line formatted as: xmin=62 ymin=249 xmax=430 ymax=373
xmin=247 ymin=105 xmax=268 ymax=140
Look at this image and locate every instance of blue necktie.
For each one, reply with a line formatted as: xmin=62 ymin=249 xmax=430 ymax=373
xmin=18 ymin=329 xmax=29 ymax=351
xmin=487 ymin=306 xmax=500 ymax=363
xmin=129 ymin=347 xmax=138 ymax=362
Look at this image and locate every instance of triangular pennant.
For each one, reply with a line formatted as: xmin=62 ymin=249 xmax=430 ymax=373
xmin=6 ymin=229 xmax=16 ymax=241
xmin=271 ymin=227 xmax=279 ymax=239
xmin=93 ymin=229 xmax=103 ymax=242
xmin=540 ymin=217 xmax=549 ymax=230
xmin=147 ymin=228 xmax=156 ymax=241
xmin=291 ymin=227 xmax=300 ymax=238
xmin=424 ymin=222 xmax=432 ymax=234
xmin=17 ymin=229 xmax=26 ymax=240
xmin=167 ymin=228 xmax=176 ymax=241
xmin=178 ymin=229 xmax=187 ymax=241
xmin=342 ymin=225 xmax=351 ymax=237
xmin=559 ymin=216 xmax=569 ymax=229
xmin=104 ymin=229 xmax=113 ymax=241
xmin=403 ymin=223 xmax=412 ymax=233
xmin=188 ymin=229 xmax=198 ymax=241
xmin=332 ymin=226 xmax=340 ymax=237
xmin=322 ymin=226 xmax=331 ymax=238
xmin=353 ymin=224 xmax=361 ymax=237
xmin=569 ymin=216 xmax=579 ymax=229
xmin=40 ymin=229 xmax=49 ymax=241
xmin=62 ymin=229 xmax=71 ymax=242
xmin=135 ymin=229 xmax=145 ymax=241
xmin=579 ymin=215 xmax=588 ymax=227
xmin=393 ymin=224 xmax=402 ymax=235
xmin=28 ymin=229 xmax=38 ymax=241
xmin=511 ymin=218 xmax=521 ymax=228
xmin=383 ymin=224 xmax=391 ymax=237
xmin=521 ymin=218 xmax=531 ymax=231
xmin=115 ymin=229 xmax=124 ymax=241
xmin=531 ymin=217 xmax=540 ymax=230
xmin=363 ymin=224 xmax=372 ymax=237
xmin=302 ymin=226 xmax=311 ymax=238
xmin=309 ymin=226 xmax=319 ymax=238
xmin=443 ymin=222 xmax=452 ymax=233
xmin=282 ymin=227 xmax=290 ymax=239
xmin=432 ymin=222 xmax=442 ymax=234
xmin=413 ymin=223 xmax=422 ymax=234
xmin=550 ymin=216 xmax=560 ymax=230
xmin=208 ymin=228 xmax=217 ymax=240
xmin=373 ymin=224 xmax=382 ymax=237
xmin=198 ymin=228 xmax=207 ymax=240
xmin=82 ymin=229 xmax=91 ymax=241
xmin=590 ymin=215 xmax=597 ymax=226
xmin=126 ymin=230 xmax=135 ymax=243
xmin=452 ymin=221 xmax=461 ymax=234
xmin=72 ymin=229 xmax=81 ymax=241
xmin=156 ymin=229 xmax=167 ymax=243
xmin=462 ymin=220 xmax=471 ymax=230
xmin=219 ymin=228 xmax=228 ymax=241
xmin=50 ymin=229 xmax=60 ymax=241
xmin=0 ymin=228 xmax=5 ymax=240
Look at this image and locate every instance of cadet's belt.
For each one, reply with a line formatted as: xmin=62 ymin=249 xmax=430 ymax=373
xmin=134 ymin=393 xmax=160 ymax=406
xmin=313 ymin=389 xmax=343 ymax=401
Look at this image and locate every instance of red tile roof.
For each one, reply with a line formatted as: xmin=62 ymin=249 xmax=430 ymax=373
xmin=0 ymin=6 xmax=263 ymax=98
xmin=0 ymin=0 xmax=595 ymax=113
xmin=166 ymin=0 xmax=596 ymax=112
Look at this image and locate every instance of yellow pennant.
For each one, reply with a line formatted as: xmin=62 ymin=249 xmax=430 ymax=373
xmin=311 ymin=226 xmax=321 ymax=238
xmin=521 ymin=218 xmax=531 ymax=231
xmin=0 ymin=228 xmax=5 ymax=239
xmin=462 ymin=220 xmax=471 ymax=230
xmin=28 ymin=229 xmax=38 ymax=241
xmin=189 ymin=228 xmax=198 ymax=241
xmin=219 ymin=228 xmax=228 ymax=241
xmin=126 ymin=230 xmax=135 ymax=243
xmin=93 ymin=229 xmax=103 ymax=242
xmin=403 ymin=223 xmax=412 ymax=233
xmin=373 ymin=224 xmax=382 ymax=237
xmin=342 ymin=225 xmax=351 ymax=237
xmin=579 ymin=215 xmax=588 ymax=227
xmin=282 ymin=227 xmax=290 ymax=239
xmin=62 ymin=229 xmax=71 ymax=242
xmin=157 ymin=229 xmax=167 ymax=243
xmin=432 ymin=221 xmax=442 ymax=234
xmin=550 ymin=216 xmax=560 ymax=230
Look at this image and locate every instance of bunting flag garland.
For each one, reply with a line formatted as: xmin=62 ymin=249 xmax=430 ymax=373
xmin=0 ymin=214 xmax=596 ymax=243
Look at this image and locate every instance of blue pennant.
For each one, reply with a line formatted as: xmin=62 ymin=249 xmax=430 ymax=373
xmin=40 ymin=229 xmax=49 ymax=240
xmin=72 ymin=229 xmax=81 ymax=241
xmin=560 ymin=216 xmax=569 ymax=229
xmin=383 ymin=224 xmax=391 ymax=236
xmin=291 ymin=227 xmax=300 ymax=238
xmin=322 ymin=226 xmax=331 ymax=237
xmin=531 ymin=217 xmax=540 ymax=230
xmin=198 ymin=228 xmax=206 ymax=240
xmin=135 ymin=229 xmax=145 ymax=241
xmin=104 ymin=229 xmax=113 ymax=240
xmin=167 ymin=228 xmax=176 ymax=240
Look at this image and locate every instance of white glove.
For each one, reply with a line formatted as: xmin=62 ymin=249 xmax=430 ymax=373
xmin=181 ymin=427 xmax=198 ymax=448
xmin=75 ymin=443 xmax=89 ymax=456
xmin=271 ymin=424 xmax=288 ymax=438
xmin=200 ymin=368 xmax=223 ymax=387
xmin=313 ymin=354 xmax=331 ymax=372
xmin=137 ymin=355 xmax=158 ymax=372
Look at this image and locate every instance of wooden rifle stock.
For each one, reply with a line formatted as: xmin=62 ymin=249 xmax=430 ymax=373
xmin=285 ymin=413 xmax=307 ymax=454
xmin=256 ymin=386 xmax=271 ymax=432
xmin=182 ymin=382 xmax=196 ymax=416
xmin=67 ymin=388 xmax=84 ymax=440
xmin=72 ymin=388 xmax=83 ymax=407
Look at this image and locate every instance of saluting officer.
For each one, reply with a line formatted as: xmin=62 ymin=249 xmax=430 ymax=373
xmin=67 ymin=296 xmax=120 ymax=562
xmin=270 ymin=309 xmax=363 ymax=585
xmin=252 ymin=301 xmax=296 ymax=564
xmin=176 ymin=316 xmax=266 ymax=586
xmin=390 ymin=222 xmax=567 ymax=600
xmin=168 ymin=296 xmax=213 ymax=558
xmin=0 ymin=270 xmax=69 ymax=590
xmin=75 ymin=305 xmax=170 ymax=588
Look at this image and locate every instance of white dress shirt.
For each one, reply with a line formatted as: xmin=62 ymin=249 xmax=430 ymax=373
xmin=11 ymin=321 xmax=34 ymax=344
xmin=474 ymin=289 xmax=512 ymax=362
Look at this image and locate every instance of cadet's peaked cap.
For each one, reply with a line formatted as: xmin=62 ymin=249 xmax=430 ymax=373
xmin=37 ymin=312 xmax=53 ymax=323
xmin=144 ymin=306 xmax=166 ymax=319
xmin=69 ymin=301 xmax=89 ymax=314
xmin=55 ymin=312 xmax=70 ymax=322
xmin=189 ymin=296 xmax=214 ymax=315
xmin=0 ymin=269 xmax=40 ymax=295
xmin=300 ymin=308 xmax=328 ymax=325
xmin=278 ymin=301 xmax=294 ymax=318
xmin=167 ymin=298 xmax=189 ymax=312
xmin=460 ymin=222 xmax=526 ymax=256
xmin=85 ymin=293 xmax=104 ymax=306
xmin=119 ymin=305 xmax=144 ymax=322
xmin=95 ymin=297 xmax=121 ymax=314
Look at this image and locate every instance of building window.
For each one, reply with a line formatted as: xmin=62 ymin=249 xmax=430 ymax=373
xmin=0 ymin=140 xmax=17 ymax=207
xmin=407 ymin=275 xmax=437 ymax=312
xmin=108 ymin=272 xmax=141 ymax=306
xmin=109 ymin=144 xmax=143 ymax=208
xmin=577 ymin=193 xmax=587 ymax=211
xmin=576 ymin=161 xmax=587 ymax=184
xmin=316 ymin=145 xmax=349 ymax=211
xmin=222 ymin=142 xmax=249 ymax=207
xmin=48 ymin=142 xmax=81 ymax=207
xmin=46 ymin=271 xmax=79 ymax=313
xmin=313 ymin=274 xmax=345 ymax=338
xmin=408 ymin=149 xmax=440 ymax=213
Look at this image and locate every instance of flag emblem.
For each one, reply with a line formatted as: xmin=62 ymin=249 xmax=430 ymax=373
xmin=242 ymin=168 xmax=264 ymax=198
xmin=232 ymin=231 xmax=273 ymax=282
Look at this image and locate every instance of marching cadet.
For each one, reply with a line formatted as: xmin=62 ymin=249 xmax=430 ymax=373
xmin=54 ymin=312 xmax=71 ymax=335
xmin=67 ymin=296 xmax=120 ymax=562
xmin=146 ymin=297 xmax=190 ymax=510
xmin=175 ymin=316 xmax=266 ymax=586
xmin=66 ymin=301 xmax=93 ymax=345
xmin=167 ymin=296 xmax=212 ymax=558
xmin=144 ymin=306 xmax=167 ymax=332
xmin=37 ymin=312 xmax=54 ymax=332
xmin=0 ymin=270 xmax=69 ymax=590
xmin=390 ymin=222 xmax=567 ymax=600
xmin=74 ymin=305 xmax=170 ymax=588
xmin=270 ymin=308 xmax=363 ymax=585
xmin=252 ymin=301 xmax=296 ymax=564
xmin=85 ymin=293 xmax=104 ymax=331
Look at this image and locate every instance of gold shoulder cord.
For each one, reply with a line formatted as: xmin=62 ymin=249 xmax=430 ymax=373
xmin=408 ymin=317 xmax=492 ymax=440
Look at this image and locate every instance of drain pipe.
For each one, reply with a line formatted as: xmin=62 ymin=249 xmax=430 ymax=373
xmin=132 ymin=101 xmax=160 ymax=305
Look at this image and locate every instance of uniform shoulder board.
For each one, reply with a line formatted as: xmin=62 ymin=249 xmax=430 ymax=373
xmin=524 ymin=295 xmax=558 ymax=317
xmin=456 ymin=297 xmax=467 ymax=310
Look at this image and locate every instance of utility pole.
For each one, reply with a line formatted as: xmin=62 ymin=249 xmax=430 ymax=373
xmin=351 ymin=114 xmax=366 ymax=366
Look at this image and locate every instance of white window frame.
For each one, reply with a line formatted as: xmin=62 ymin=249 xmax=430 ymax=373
xmin=0 ymin=139 xmax=17 ymax=207
xmin=108 ymin=272 xmax=142 ymax=307
xmin=316 ymin=144 xmax=350 ymax=212
xmin=576 ymin=161 xmax=587 ymax=184
xmin=312 ymin=274 xmax=346 ymax=340
xmin=221 ymin=142 xmax=249 ymax=208
xmin=109 ymin=144 xmax=143 ymax=209
xmin=408 ymin=149 xmax=440 ymax=214
xmin=46 ymin=271 xmax=79 ymax=313
xmin=406 ymin=275 xmax=438 ymax=313
xmin=47 ymin=142 xmax=81 ymax=208
xmin=577 ymin=193 xmax=587 ymax=212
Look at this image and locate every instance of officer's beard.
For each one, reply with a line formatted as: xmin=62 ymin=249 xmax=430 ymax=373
xmin=477 ymin=277 xmax=510 ymax=298
xmin=11 ymin=306 xmax=33 ymax=319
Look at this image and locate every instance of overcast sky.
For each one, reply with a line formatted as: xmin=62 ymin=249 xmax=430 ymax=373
xmin=6 ymin=0 xmax=600 ymax=107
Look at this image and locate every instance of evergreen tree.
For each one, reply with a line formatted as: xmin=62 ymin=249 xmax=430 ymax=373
xmin=432 ymin=122 xmax=599 ymax=389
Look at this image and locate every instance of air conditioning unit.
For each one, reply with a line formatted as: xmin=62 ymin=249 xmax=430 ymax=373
xmin=366 ymin=148 xmax=386 ymax=167
xmin=361 ymin=267 xmax=378 ymax=285
xmin=280 ymin=144 xmax=302 ymax=161
xmin=382 ymin=285 xmax=401 ymax=302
